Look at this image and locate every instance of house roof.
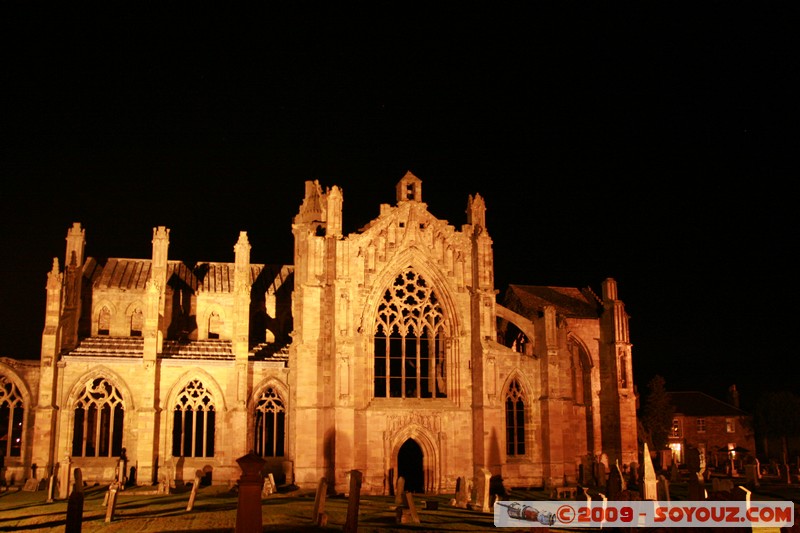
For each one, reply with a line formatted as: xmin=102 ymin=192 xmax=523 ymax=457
xmin=668 ymin=391 xmax=750 ymax=417
xmin=504 ymin=284 xmax=602 ymax=319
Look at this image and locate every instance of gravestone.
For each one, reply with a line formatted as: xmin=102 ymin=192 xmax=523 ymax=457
xmin=396 ymin=491 xmax=421 ymax=525
xmin=312 ymin=477 xmax=328 ymax=526
xmin=594 ymin=461 xmax=607 ymax=492
xmin=581 ymin=455 xmax=594 ymax=485
xmin=65 ymin=468 xmax=84 ymax=533
xmin=744 ymin=464 xmax=759 ymax=489
xmin=470 ymin=468 xmax=492 ymax=513
xmin=628 ymin=461 xmax=639 ymax=490
xmin=262 ymin=473 xmax=276 ymax=497
xmin=187 ymin=470 xmax=202 ymax=511
xmin=656 ymin=475 xmax=670 ymax=503
xmin=453 ymin=476 xmax=468 ymax=508
xmin=394 ymin=476 xmax=406 ymax=505
xmin=669 ymin=462 xmax=680 ymax=482
xmin=607 ymin=463 xmax=624 ymax=500
xmin=105 ymin=482 xmax=119 ymax=523
xmin=642 ymin=443 xmax=657 ymax=501
xmin=688 ymin=472 xmax=706 ymax=501
xmin=343 ymin=470 xmax=362 ymax=533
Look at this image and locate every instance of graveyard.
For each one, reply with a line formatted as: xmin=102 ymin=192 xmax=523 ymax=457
xmin=1 ymin=461 xmax=799 ymax=532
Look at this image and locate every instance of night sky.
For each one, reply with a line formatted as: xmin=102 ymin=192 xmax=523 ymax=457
xmin=2 ymin=6 xmax=797 ymax=410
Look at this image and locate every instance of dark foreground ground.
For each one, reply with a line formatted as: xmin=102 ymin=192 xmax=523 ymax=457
xmin=1 ymin=478 xmax=799 ymax=532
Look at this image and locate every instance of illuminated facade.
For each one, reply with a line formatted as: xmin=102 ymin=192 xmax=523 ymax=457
xmin=0 ymin=173 xmax=637 ymax=495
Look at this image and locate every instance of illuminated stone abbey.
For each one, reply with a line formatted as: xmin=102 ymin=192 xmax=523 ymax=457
xmin=0 ymin=173 xmax=637 ymax=495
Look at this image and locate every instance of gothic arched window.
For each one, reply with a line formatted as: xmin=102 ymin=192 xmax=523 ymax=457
xmin=505 ymin=379 xmax=526 ymax=456
xmin=374 ymin=268 xmax=447 ymax=399
xmin=172 ymin=380 xmax=215 ymax=458
xmin=0 ymin=375 xmax=24 ymax=458
xmin=72 ymin=378 xmax=125 ymax=457
xmin=130 ymin=308 xmax=143 ymax=337
xmin=98 ymin=306 xmax=111 ymax=336
xmin=254 ymin=387 xmax=285 ymax=457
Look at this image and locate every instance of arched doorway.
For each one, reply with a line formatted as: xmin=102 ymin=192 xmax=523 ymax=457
xmin=398 ymin=438 xmax=424 ymax=493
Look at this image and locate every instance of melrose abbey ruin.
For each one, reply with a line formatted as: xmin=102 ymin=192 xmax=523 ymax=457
xmin=0 ymin=173 xmax=637 ymax=496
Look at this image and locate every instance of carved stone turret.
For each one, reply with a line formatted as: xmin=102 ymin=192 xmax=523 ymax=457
xmin=144 ymin=226 xmax=169 ymax=359
xmin=233 ymin=231 xmax=251 ymax=360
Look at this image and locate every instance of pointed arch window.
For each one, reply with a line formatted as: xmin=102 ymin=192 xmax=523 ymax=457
xmin=208 ymin=312 xmax=222 ymax=339
xmin=254 ymin=387 xmax=285 ymax=457
xmin=72 ymin=377 xmax=125 ymax=457
xmin=505 ymin=379 xmax=526 ymax=456
xmin=172 ymin=380 xmax=215 ymax=458
xmin=374 ymin=268 xmax=447 ymax=399
xmin=130 ymin=308 xmax=143 ymax=337
xmin=98 ymin=306 xmax=111 ymax=336
xmin=0 ymin=376 xmax=24 ymax=458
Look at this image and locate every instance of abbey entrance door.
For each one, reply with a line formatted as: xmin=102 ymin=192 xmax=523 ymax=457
xmin=397 ymin=439 xmax=424 ymax=493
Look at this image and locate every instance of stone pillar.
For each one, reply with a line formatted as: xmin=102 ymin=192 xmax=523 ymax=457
xmin=235 ymin=452 xmax=265 ymax=533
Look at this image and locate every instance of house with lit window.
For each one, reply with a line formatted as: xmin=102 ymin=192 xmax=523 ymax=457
xmin=666 ymin=390 xmax=755 ymax=473
xmin=0 ymin=173 xmax=637 ymax=495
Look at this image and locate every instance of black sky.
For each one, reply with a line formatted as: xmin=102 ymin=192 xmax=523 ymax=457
xmin=2 ymin=5 xmax=798 ymax=410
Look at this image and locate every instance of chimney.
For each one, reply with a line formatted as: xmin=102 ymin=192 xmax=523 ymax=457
xmin=727 ymin=384 xmax=740 ymax=408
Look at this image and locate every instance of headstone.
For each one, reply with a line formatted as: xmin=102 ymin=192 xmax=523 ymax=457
xmin=234 ymin=452 xmax=265 ymax=533
xmin=262 ymin=473 xmax=276 ymax=497
xmin=581 ymin=455 xmax=594 ymax=485
xmin=65 ymin=468 xmax=84 ymax=533
xmin=642 ymin=443 xmax=657 ymax=501
xmin=396 ymin=491 xmax=421 ymax=525
xmin=732 ymin=485 xmax=751 ymax=505
xmin=22 ymin=478 xmax=39 ymax=491
xmin=594 ymin=461 xmax=607 ymax=492
xmin=608 ymin=463 xmax=624 ymax=500
xmin=186 ymin=470 xmax=202 ymax=511
xmin=343 ymin=470 xmax=362 ymax=533
xmin=628 ymin=461 xmax=639 ymax=490
xmin=394 ymin=476 xmax=406 ymax=505
xmin=656 ymin=475 xmax=670 ymax=503
xmin=470 ymin=468 xmax=492 ymax=513
xmin=312 ymin=477 xmax=328 ymax=526
xmin=744 ymin=464 xmax=759 ymax=488
xmin=669 ymin=462 xmax=680 ymax=482
xmin=117 ymin=448 xmax=128 ymax=490
xmin=60 ymin=455 xmax=72 ymax=500
xmin=688 ymin=472 xmax=706 ymax=501
xmin=104 ymin=482 xmax=119 ymax=523
xmin=453 ymin=476 xmax=468 ymax=508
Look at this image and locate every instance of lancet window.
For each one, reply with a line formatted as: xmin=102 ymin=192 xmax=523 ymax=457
xmin=172 ymin=380 xmax=215 ymax=458
xmin=254 ymin=387 xmax=285 ymax=457
xmin=71 ymin=377 xmax=125 ymax=457
xmin=505 ymin=378 xmax=526 ymax=456
xmin=130 ymin=308 xmax=143 ymax=337
xmin=373 ymin=268 xmax=447 ymax=399
xmin=98 ymin=306 xmax=111 ymax=335
xmin=0 ymin=376 xmax=24 ymax=458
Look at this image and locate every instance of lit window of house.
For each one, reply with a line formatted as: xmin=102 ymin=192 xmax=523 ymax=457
xmin=726 ymin=418 xmax=735 ymax=433
xmin=672 ymin=418 xmax=682 ymax=438
xmin=696 ymin=418 xmax=706 ymax=433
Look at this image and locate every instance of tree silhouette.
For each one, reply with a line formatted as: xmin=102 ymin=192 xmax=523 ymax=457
xmin=754 ymin=390 xmax=800 ymax=464
xmin=640 ymin=375 xmax=674 ymax=452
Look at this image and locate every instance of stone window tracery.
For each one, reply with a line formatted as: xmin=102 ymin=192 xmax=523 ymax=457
xmin=172 ymin=379 xmax=215 ymax=458
xmin=373 ymin=268 xmax=447 ymax=398
xmin=254 ymin=387 xmax=285 ymax=457
xmin=71 ymin=377 xmax=124 ymax=457
xmin=0 ymin=376 xmax=24 ymax=458
xmin=505 ymin=378 xmax=526 ymax=456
